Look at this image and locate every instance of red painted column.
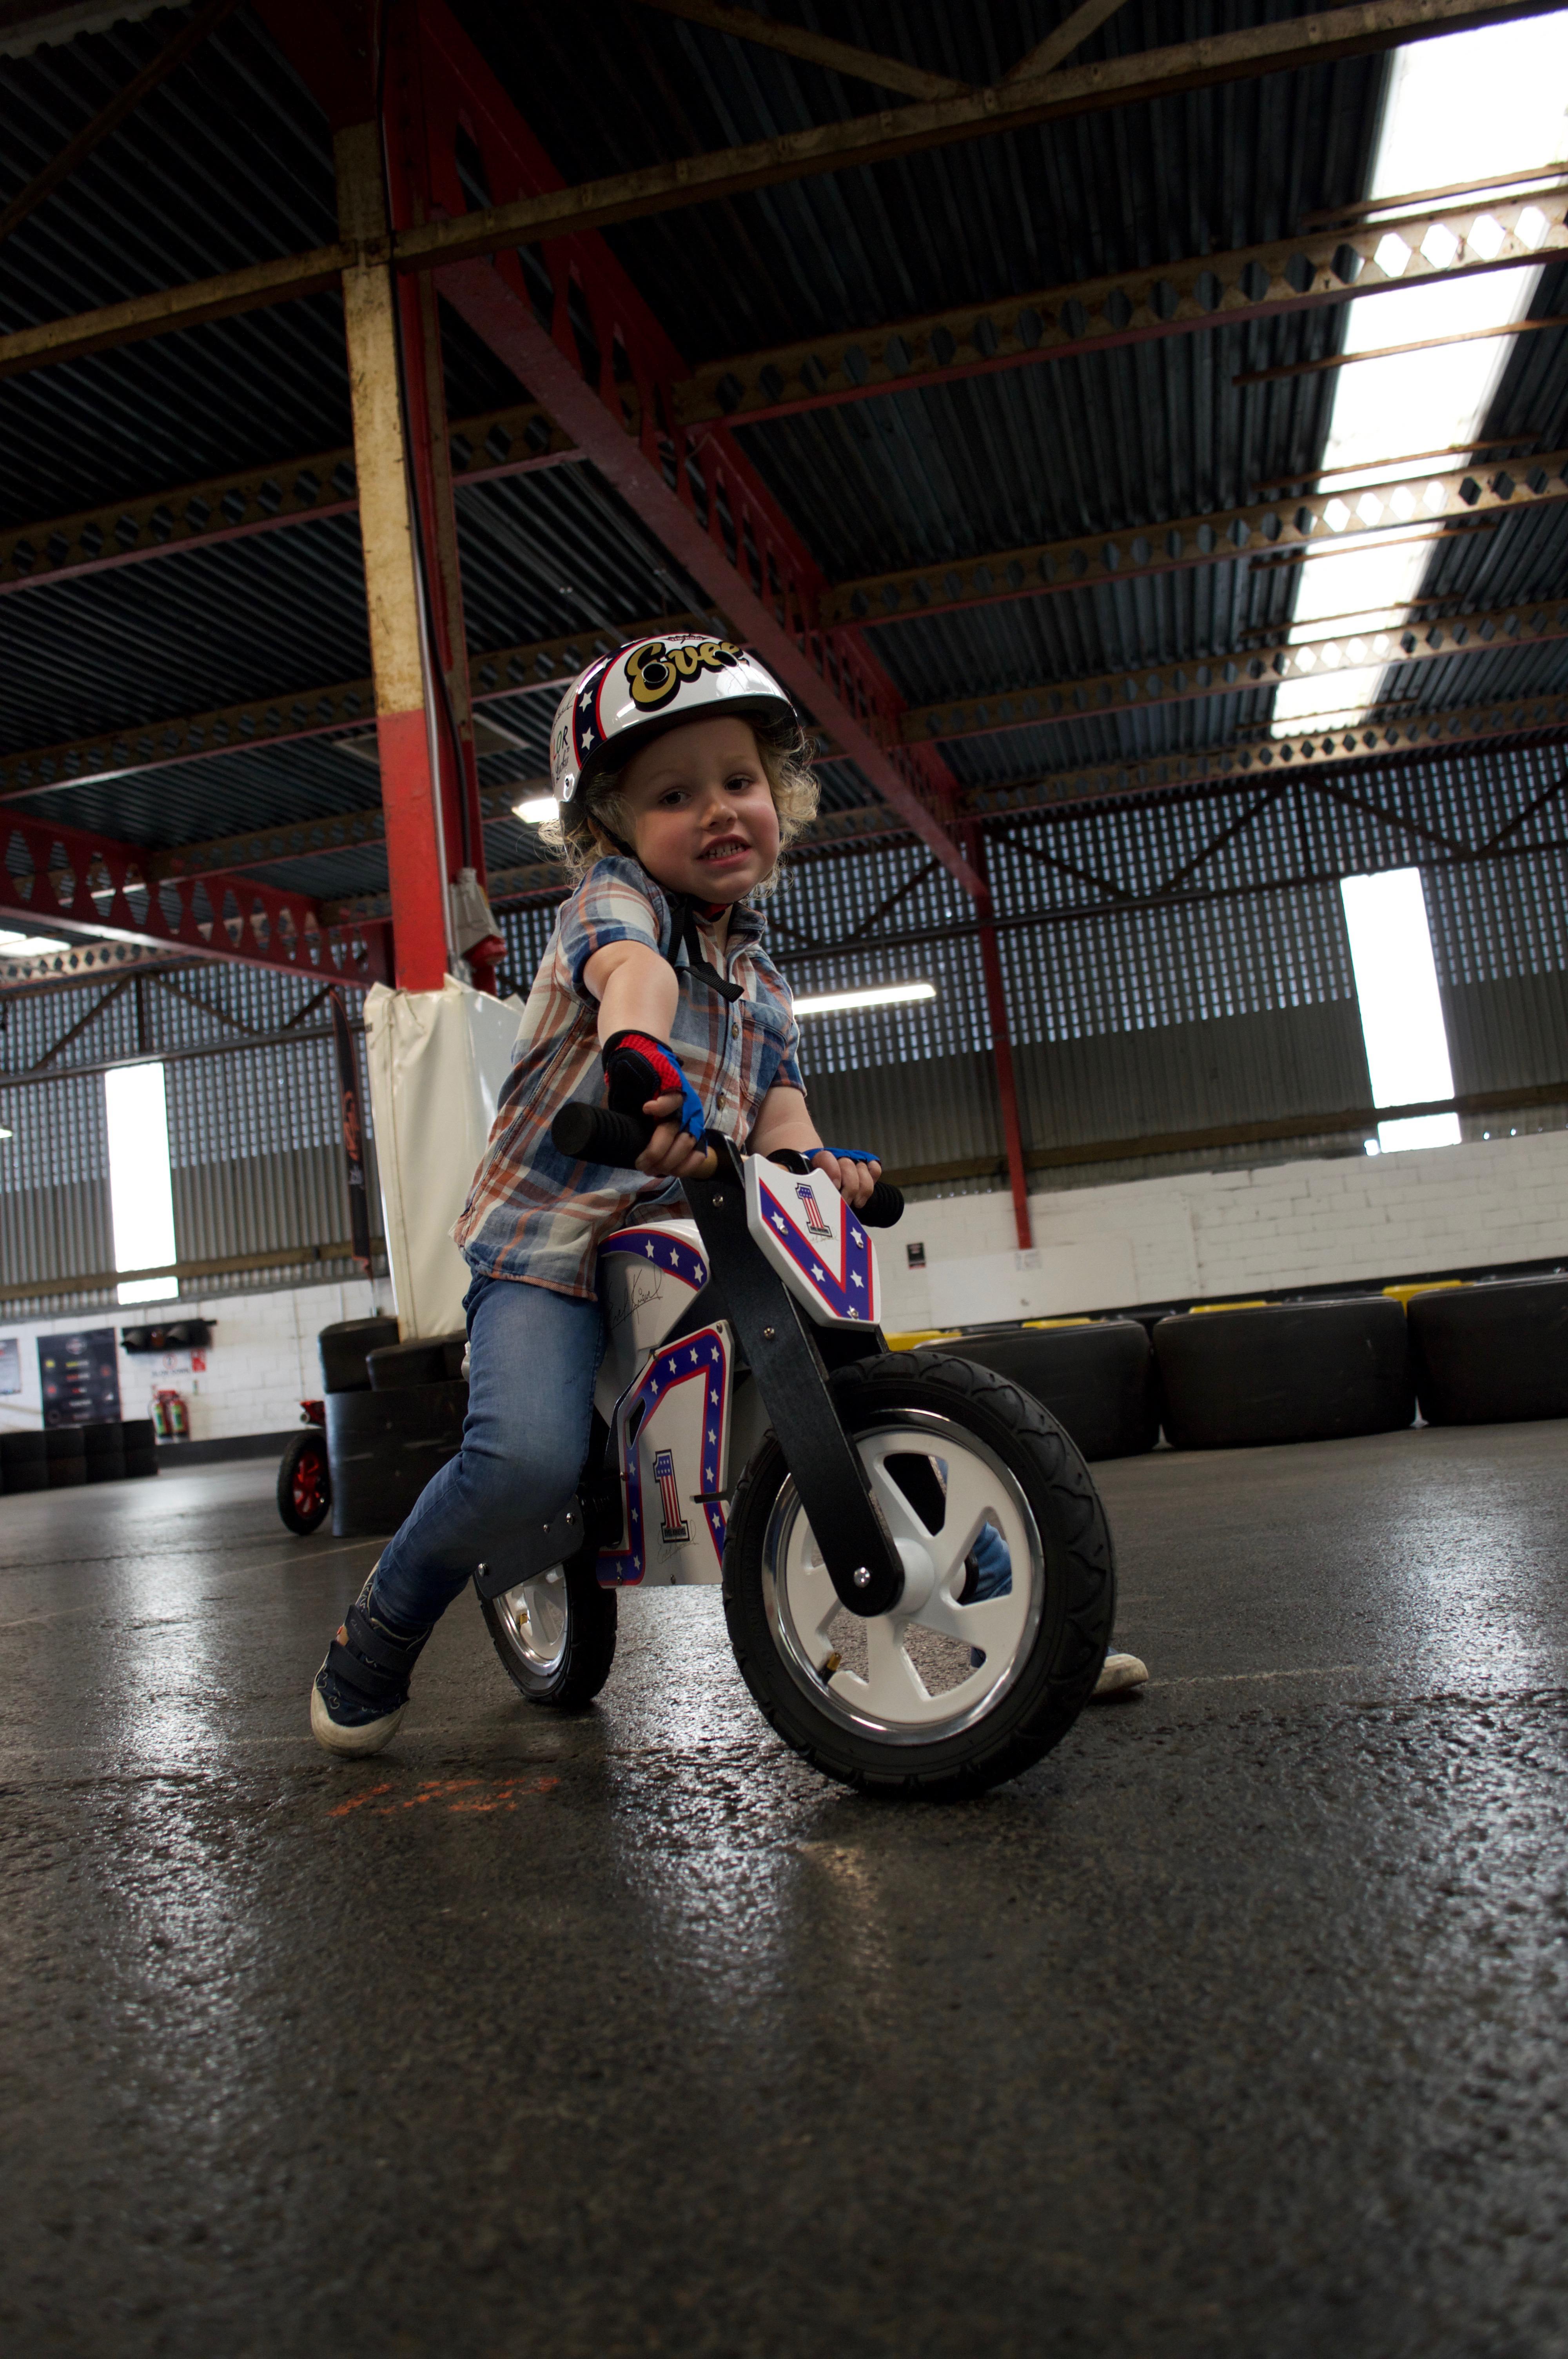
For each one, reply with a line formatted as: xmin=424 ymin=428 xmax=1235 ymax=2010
xmin=382 ymin=22 xmax=499 ymax=991
xmin=334 ymin=118 xmax=451 ymax=992
xmin=966 ymin=824 xmax=1033 ymax=1250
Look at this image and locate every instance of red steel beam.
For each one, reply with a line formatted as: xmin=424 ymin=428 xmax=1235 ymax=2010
xmin=964 ymin=825 xmax=1033 ymax=1250
xmin=0 ymin=803 xmax=387 ymax=983
xmin=406 ymin=0 xmax=980 ymax=896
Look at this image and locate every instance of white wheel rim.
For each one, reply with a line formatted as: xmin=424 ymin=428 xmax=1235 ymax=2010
xmin=760 ymin=1411 xmax=1045 ymax=1746
xmin=494 ymin=1565 xmax=569 ymax=1677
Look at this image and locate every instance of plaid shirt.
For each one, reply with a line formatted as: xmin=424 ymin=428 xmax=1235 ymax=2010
xmin=453 ymin=858 xmax=805 ymax=1299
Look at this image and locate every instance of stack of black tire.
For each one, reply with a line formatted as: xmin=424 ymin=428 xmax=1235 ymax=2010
xmin=939 ymin=1273 xmax=1568 ymax=1458
xmin=319 ymin=1317 xmax=469 ymax=1538
xmin=943 ymin=1320 xmax=1159 ymax=1463
xmin=0 ymin=1416 xmax=159 ymax=1495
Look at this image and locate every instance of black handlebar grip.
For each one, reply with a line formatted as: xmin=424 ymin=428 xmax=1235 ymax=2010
xmin=858 ymin=1180 xmax=904 ymax=1228
xmin=552 ymin=1102 xmax=656 ymax=1168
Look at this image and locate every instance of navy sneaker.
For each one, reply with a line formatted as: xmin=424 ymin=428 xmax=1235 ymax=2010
xmin=310 ymin=1570 xmax=432 ymax=1757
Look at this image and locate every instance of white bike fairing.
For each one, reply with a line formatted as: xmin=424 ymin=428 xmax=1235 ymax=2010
xmin=592 ymin=1167 xmax=880 ymax=1589
xmin=744 ymin=1162 xmax=881 ymax=1328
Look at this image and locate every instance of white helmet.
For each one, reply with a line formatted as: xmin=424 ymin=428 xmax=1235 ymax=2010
xmin=550 ymin=631 xmax=797 ymax=806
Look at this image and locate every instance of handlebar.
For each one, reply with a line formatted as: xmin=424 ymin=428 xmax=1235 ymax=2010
xmin=550 ymin=1102 xmax=904 ymax=1228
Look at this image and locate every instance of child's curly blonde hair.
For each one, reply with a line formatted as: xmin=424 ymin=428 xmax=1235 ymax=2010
xmin=541 ymin=712 xmax=818 ymax=896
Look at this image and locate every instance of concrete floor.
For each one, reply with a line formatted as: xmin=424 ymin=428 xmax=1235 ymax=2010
xmin=2 ymin=1423 xmax=1566 ymax=2358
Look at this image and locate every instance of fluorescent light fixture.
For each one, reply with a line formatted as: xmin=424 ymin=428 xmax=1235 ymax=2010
xmin=793 ymin=982 xmax=936 ymax=1016
xmin=0 ymin=1125 xmax=12 ymax=1140
xmin=513 ymin=794 xmax=559 ymax=825
xmin=0 ymin=928 xmax=69 ymax=957
xmin=1274 ymin=11 xmax=1568 ymax=736
xmin=1340 ymin=870 xmax=1461 ymax=1152
xmin=104 ymin=1063 xmax=179 ymax=1305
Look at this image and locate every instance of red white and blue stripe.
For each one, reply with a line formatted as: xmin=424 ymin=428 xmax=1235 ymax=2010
xmin=596 ymin=1325 xmax=729 ymax=1586
xmin=598 ymin=1227 xmax=709 ymax=1295
xmin=755 ymin=1175 xmax=874 ymax=1321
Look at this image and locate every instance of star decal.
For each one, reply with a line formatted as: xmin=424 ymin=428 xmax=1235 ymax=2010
xmin=850 ymin=1226 xmax=864 ymax=1249
xmin=644 ymin=1241 xmax=657 ymax=1258
xmin=810 ymin=1262 xmax=824 ymax=1281
xmin=771 ymin=1212 xmax=786 ymax=1233
xmin=688 ymin=1347 xmax=699 ymax=1364
xmin=577 ymin=685 xmax=594 ymax=713
xmin=708 ymin=1425 xmax=717 ymax=1443
xmin=850 ymin=1271 xmax=864 ymax=1289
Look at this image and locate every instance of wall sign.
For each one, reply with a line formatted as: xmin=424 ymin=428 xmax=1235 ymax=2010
xmin=0 ymin=1337 xmax=20 ymax=1396
xmin=38 ymin=1329 xmax=122 ymax=1427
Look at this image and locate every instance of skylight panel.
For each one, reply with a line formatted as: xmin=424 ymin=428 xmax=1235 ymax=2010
xmin=1272 ymin=12 xmax=1568 ymax=737
xmin=1341 ymin=870 xmax=1461 ymax=1152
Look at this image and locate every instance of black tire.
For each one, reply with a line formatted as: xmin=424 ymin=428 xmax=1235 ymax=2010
xmin=325 ymin=1380 xmax=468 ymax=1537
xmin=82 ymin=1420 xmax=124 ymax=1456
xmin=946 ymin=1320 xmax=1158 ymax=1461
xmin=1154 ymin=1298 xmax=1414 ymax=1448
xmin=318 ymin=1316 xmax=401 ymax=1395
xmin=478 ymin=1549 xmax=619 ymax=1708
xmin=277 ymin=1429 xmax=332 ymax=1534
xmin=124 ymin=1448 xmax=160 ymax=1478
xmin=45 ymin=1427 xmax=86 ymax=1461
xmin=1409 ymin=1278 xmax=1568 ymax=1425
xmin=120 ymin=1418 xmax=156 ymax=1452
xmin=85 ymin=1451 xmax=128 ymax=1484
xmin=1 ymin=1432 xmax=46 ymax=1479
xmin=48 ymin=1457 xmax=87 ymax=1488
xmin=722 ymin=1349 xmax=1116 ymax=1800
xmin=367 ymin=1333 xmax=466 ymax=1390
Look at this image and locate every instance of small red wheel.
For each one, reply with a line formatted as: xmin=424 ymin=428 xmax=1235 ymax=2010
xmin=278 ymin=1431 xmax=332 ymax=1534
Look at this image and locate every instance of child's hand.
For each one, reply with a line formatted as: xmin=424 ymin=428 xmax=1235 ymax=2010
xmin=636 ymin=1092 xmax=719 ymax=1181
xmin=810 ymin=1148 xmax=882 ymax=1209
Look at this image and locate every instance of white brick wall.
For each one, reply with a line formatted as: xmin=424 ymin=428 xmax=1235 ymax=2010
xmin=880 ymin=1129 xmax=1568 ymax=1332
xmin=5 ymin=1129 xmax=1564 ymax=1438
xmin=0 ymin=1276 xmax=391 ymax=1440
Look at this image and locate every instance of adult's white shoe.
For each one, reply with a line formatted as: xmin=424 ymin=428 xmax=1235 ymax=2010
xmin=1091 ymin=1650 xmax=1149 ymax=1699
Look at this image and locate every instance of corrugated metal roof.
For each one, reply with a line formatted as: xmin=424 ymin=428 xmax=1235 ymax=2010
xmin=487 ymin=0 xmax=1384 ymax=358
xmin=0 ymin=0 xmax=1564 ymax=1276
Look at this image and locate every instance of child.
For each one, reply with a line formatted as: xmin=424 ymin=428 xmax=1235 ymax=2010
xmin=311 ymin=632 xmax=884 ymax=1756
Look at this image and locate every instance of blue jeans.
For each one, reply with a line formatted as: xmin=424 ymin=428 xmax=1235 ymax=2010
xmin=370 ymin=1274 xmax=605 ymax=1632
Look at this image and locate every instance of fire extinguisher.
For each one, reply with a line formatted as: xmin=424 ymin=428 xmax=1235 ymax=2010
xmin=152 ymin=1388 xmax=189 ymax=1441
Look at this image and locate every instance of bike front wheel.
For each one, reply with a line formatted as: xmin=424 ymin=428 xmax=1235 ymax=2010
xmin=722 ymin=1350 xmax=1116 ymax=1798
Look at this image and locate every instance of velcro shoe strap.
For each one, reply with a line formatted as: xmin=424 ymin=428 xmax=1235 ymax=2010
xmin=327 ymin=1601 xmax=426 ymax=1692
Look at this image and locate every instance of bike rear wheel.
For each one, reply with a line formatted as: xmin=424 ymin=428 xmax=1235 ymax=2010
xmin=478 ymin=1550 xmax=618 ymax=1708
xmin=722 ymin=1350 xmax=1115 ymax=1798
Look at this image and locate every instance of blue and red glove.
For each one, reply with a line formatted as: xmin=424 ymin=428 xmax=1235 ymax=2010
xmin=602 ymin=1030 xmax=707 ymax=1142
xmin=820 ymin=1146 xmax=880 ymax=1165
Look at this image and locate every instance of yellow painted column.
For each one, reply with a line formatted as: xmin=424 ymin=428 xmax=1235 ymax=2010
xmin=334 ymin=120 xmax=450 ymax=990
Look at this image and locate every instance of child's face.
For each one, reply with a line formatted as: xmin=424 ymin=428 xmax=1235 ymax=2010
xmin=617 ymin=716 xmax=781 ymax=903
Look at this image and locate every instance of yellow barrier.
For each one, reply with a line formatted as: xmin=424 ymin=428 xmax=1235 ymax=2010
xmin=1188 ymin=1299 xmax=1268 ymax=1314
xmin=884 ymin=1328 xmax=961 ymax=1351
xmin=1383 ymin=1279 xmax=1468 ymax=1309
xmin=1022 ymin=1316 xmax=1093 ymax=1329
